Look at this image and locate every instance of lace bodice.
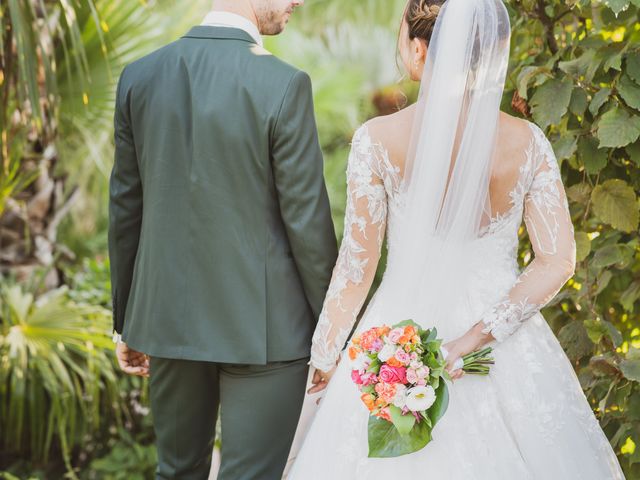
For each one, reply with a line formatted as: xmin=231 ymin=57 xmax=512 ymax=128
xmin=310 ymin=122 xmax=576 ymax=372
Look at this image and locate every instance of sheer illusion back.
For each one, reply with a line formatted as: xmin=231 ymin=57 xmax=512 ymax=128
xmin=310 ymin=117 xmax=576 ymax=372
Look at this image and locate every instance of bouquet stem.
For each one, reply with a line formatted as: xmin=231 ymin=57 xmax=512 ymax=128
xmin=460 ymin=347 xmax=494 ymax=375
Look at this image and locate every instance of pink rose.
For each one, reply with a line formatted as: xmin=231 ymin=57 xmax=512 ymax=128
xmin=388 ymin=328 xmax=405 ymax=344
xmin=351 ymin=370 xmax=364 ymax=385
xmin=361 ymin=372 xmax=378 ymax=386
xmin=416 ymin=366 xmax=430 ymax=379
xmin=379 ymin=364 xmax=407 ymax=384
xmin=371 ymin=338 xmax=384 ymax=352
xmin=406 ymin=368 xmax=419 ymax=384
xmin=395 ymin=350 xmax=411 ymax=365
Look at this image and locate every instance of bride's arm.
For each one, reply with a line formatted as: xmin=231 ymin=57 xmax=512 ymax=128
xmin=310 ymin=127 xmax=388 ymax=374
xmin=443 ymin=128 xmax=576 ymax=374
xmin=479 ymin=128 xmax=576 ymax=342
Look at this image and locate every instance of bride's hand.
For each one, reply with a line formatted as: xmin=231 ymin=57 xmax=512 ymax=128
xmin=308 ymin=363 xmax=338 ymax=394
xmin=441 ymin=339 xmax=466 ymax=381
xmin=443 ymin=322 xmax=494 ymax=381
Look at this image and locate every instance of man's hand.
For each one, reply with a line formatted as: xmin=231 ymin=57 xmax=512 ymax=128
xmin=308 ymin=365 xmax=337 ymax=394
xmin=116 ymin=342 xmax=150 ymax=377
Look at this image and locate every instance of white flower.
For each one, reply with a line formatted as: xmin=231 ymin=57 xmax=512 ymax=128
xmin=392 ymin=384 xmax=408 ymax=409
xmin=352 ymin=352 xmax=370 ymax=372
xmin=405 ymin=385 xmax=436 ymax=412
xmin=378 ymin=343 xmax=396 ymax=362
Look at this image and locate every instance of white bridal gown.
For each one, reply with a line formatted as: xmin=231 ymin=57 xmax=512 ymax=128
xmin=288 ymin=122 xmax=625 ymax=479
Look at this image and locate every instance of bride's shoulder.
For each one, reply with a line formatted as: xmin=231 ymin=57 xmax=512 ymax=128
xmin=497 ymin=112 xmax=544 ymax=156
xmin=353 ymin=106 xmax=415 ymax=159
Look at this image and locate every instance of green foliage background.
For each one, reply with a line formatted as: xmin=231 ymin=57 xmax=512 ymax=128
xmin=1 ymin=0 xmax=639 ymax=478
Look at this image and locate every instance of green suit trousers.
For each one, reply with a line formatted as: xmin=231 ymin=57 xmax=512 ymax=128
xmin=149 ymin=356 xmax=309 ymax=480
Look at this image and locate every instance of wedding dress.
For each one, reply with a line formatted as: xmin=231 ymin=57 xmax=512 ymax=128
xmin=287 ymin=123 xmax=624 ymax=479
xmin=288 ymin=0 xmax=625 ymax=478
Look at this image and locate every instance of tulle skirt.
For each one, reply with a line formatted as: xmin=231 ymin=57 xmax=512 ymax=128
xmin=287 ymin=290 xmax=624 ymax=479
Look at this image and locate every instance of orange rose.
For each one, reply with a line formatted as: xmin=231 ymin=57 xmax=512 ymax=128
xmin=361 ymin=393 xmax=376 ymax=411
xmin=404 ymin=326 xmax=416 ymax=337
xmin=386 ymin=357 xmax=403 ymax=367
xmin=379 ymin=325 xmax=391 ymax=337
xmin=411 ymin=334 xmax=420 ymax=344
xmin=348 ymin=346 xmax=360 ymax=360
xmin=398 ymin=335 xmax=410 ymax=345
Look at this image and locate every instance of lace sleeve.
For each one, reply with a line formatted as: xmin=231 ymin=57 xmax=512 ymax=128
xmin=480 ymin=125 xmax=576 ymax=342
xmin=310 ymin=127 xmax=388 ymax=372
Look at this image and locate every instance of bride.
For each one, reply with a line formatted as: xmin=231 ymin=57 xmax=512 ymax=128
xmin=288 ymin=0 xmax=625 ymax=478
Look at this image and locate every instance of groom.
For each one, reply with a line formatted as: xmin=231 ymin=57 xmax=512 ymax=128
xmin=108 ymin=0 xmax=338 ymax=478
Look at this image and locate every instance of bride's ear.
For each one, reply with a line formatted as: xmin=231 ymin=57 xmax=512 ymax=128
xmin=414 ymin=38 xmax=428 ymax=64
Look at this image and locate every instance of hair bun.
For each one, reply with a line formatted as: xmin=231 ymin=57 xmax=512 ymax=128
xmin=417 ymin=1 xmax=440 ymax=21
xmin=406 ymin=0 xmax=443 ymax=43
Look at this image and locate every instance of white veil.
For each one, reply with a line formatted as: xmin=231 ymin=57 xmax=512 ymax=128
xmin=377 ymin=0 xmax=511 ymax=340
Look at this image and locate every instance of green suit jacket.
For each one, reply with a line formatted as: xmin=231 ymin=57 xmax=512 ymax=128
xmin=109 ymin=26 xmax=338 ymax=364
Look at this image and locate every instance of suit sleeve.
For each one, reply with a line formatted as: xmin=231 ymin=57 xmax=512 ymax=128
xmin=271 ymin=70 xmax=338 ymax=320
xmin=108 ymin=70 xmax=143 ymax=334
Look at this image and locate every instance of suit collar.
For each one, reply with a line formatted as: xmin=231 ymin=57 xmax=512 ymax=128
xmin=201 ymin=11 xmax=263 ymax=46
xmin=182 ymin=26 xmax=258 ymax=45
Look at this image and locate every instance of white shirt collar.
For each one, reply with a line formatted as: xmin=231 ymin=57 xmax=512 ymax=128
xmin=201 ymin=11 xmax=263 ymax=46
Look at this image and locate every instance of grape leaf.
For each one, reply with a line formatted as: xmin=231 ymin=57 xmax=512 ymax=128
xmin=530 ymin=79 xmax=573 ymax=130
xmin=596 ymin=107 xmax=640 ymax=148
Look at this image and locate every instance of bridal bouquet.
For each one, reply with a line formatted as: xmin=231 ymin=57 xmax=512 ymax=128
xmin=349 ymin=320 xmax=494 ymax=458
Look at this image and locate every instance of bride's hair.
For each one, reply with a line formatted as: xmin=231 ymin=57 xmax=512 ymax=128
xmin=405 ymin=0 xmax=445 ymax=43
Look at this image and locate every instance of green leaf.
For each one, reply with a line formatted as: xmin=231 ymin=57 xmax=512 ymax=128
xmin=558 ymin=321 xmax=594 ymax=361
xmin=553 ymin=135 xmax=578 ymax=161
xmin=592 ymin=244 xmax=626 ymax=268
xmin=559 ymin=50 xmax=597 ymax=81
xmin=566 ymin=183 xmax=592 ymax=204
xmin=569 ymin=88 xmax=589 ymax=116
xmin=426 ymin=381 xmax=449 ymax=427
xmin=584 ymin=319 xmax=622 ymax=346
xmin=626 ymin=141 xmax=640 ymax=166
xmin=578 ymin=136 xmax=608 ymax=174
xmin=584 ymin=319 xmax=609 ymax=344
xmin=620 ymin=281 xmax=640 ymax=312
xmin=626 ymin=51 xmax=640 ymax=83
xmin=589 ymin=355 xmax=622 ymax=377
xmin=589 ymin=88 xmax=611 ymax=116
xmin=395 ymin=319 xmax=422 ymax=330
xmin=603 ymin=321 xmax=623 ymax=347
xmin=595 ymin=269 xmax=613 ymax=295
xmin=530 ymin=78 xmax=573 ymax=129
xmin=605 ymin=0 xmax=630 ymax=14
xmin=591 ymin=179 xmax=640 ymax=232
xmin=596 ymin=107 xmax=640 ymax=148
xmin=389 ymin=405 xmax=415 ymax=435
xmin=516 ymin=66 xmax=550 ymax=99
xmin=367 ymin=414 xmax=432 ymax=458
xmin=574 ymin=231 xmax=591 ymax=261
xmin=618 ymin=74 xmax=640 ymax=110
xmin=620 ymin=359 xmax=640 ymax=382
